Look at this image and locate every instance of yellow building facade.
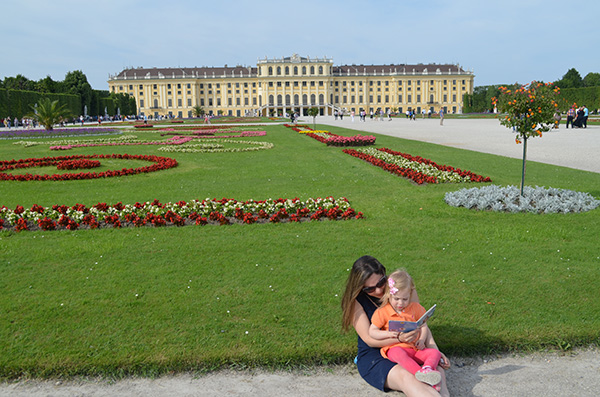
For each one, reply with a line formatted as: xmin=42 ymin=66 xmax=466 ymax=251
xmin=108 ymin=54 xmax=474 ymax=118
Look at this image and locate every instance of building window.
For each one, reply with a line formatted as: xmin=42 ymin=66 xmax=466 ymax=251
xmin=188 ymin=99 xmax=192 ymax=106
xmin=140 ymin=99 xmax=144 ymax=108
xmin=168 ymin=99 xmax=172 ymax=107
xmin=228 ymin=98 xmax=232 ymax=106
xmin=285 ymin=66 xmax=289 ymax=75
xmin=417 ymin=95 xmax=421 ymax=103
xmin=310 ymin=66 xmax=315 ymax=74
xmin=178 ymin=99 xmax=182 ymax=107
xmin=302 ymin=66 xmax=306 ymax=75
xmin=268 ymin=67 xmax=273 ymax=76
xmin=408 ymin=95 xmax=412 ymax=103
xmin=277 ymin=66 xmax=281 ymax=75
xmin=319 ymin=66 xmax=323 ymax=74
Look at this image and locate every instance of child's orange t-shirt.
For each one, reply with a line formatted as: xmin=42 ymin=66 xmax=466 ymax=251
xmin=371 ymin=302 xmax=426 ymax=358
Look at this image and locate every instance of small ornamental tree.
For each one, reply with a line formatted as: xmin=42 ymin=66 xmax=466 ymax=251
xmin=493 ymin=81 xmax=560 ymax=195
xmin=307 ymin=107 xmax=319 ymax=129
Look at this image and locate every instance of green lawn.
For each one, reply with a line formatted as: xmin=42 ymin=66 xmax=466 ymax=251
xmin=1 ymin=123 xmax=599 ymax=379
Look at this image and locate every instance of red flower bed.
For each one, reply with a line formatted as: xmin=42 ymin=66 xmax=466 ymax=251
xmin=0 ymin=154 xmax=178 ymax=181
xmin=343 ymin=149 xmax=438 ymax=184
xmin=1 ymin=197 xmax=364 ymax=232
xmin=134 ymin=124 xmax=154 ymax=128
xmin=56 ymin=159 xmax=101 ymax=170
xmin=377 ymin=148 xmax=492 ymax=183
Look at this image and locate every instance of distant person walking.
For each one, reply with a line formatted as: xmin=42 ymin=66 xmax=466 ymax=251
xmin=439 ymin=108 xmax=444 ymax=126
xmin=583 ymin=105 xmax=588 ymax=128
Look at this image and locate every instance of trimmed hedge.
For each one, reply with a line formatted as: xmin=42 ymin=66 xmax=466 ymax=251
xmin=0 ymin=89 xmax=80 ymax=119
xmin=559 ymin=86 xmax=600 ymax=110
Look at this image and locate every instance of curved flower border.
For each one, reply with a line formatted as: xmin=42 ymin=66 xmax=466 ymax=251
xmin=0 ymin=154 xmax=178 ymax=181
xmin=343 ymin=147 xmax=492 ymax=184
xmin=283 ymin=124 xmax=375 ymax=147
xmin=157 ymin=139 xmax=273 ymax=153
xmin=0 ymin=197 xmax=364 ymax=232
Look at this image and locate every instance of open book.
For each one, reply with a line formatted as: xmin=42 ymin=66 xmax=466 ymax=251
xmin=388 ymin=304 xmax=436 ymax=333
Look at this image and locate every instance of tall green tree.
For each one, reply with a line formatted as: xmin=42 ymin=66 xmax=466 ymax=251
xmin=63 ymin=70 xmax=92 ymax=116
xmin=3 ymin=74 xmax=36 ymax=91
xmin=28 ymin=98 xmax=72 ymax=130
xmin=555 ymin=68 xmax=583 ymax=89
xmin=583 ymin=72 xmax=600 ymax=87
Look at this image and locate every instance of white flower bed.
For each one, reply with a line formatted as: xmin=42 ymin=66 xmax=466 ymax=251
xmin=445 ymin=185 xmax=600 ymax=214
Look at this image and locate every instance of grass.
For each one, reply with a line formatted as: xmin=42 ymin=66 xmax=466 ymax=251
xmin=1 ymin=122 xmax=600 ymax=379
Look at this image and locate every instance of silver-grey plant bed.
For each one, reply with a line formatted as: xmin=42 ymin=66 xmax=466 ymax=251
xmin=444 ymin=185 xmax=600 ymax=214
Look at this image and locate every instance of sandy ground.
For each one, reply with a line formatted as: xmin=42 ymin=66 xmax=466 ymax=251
xmin=2 ymin=348 xmax=600 ymax=396
xmin=2 ymin=118 xmax=599 ymax=396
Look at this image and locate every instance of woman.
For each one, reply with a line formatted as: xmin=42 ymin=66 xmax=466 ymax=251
xmin=341 ymin=256 xmax=450 ymax=396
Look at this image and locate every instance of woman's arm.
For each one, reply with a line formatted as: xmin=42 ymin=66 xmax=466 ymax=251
xmin=352 ymin=301 xmax=418 ymax=348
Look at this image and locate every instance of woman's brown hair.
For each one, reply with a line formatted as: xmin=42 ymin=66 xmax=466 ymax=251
xmin=341 ymin=255 xmax=386 ymax=332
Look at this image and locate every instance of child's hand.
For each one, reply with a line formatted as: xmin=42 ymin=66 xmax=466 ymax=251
xmin=415 ymin=339 xmax=426 ymax=350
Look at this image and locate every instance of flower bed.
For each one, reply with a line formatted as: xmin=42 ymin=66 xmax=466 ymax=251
xmin=12 ymin=131 xmax=267 ymax=151
xmin=0 ymin=197 xmax=364 ymax=232
xmin=56 ymin=159 xmax=101 ymax=170
xmin=157 ymin=139 xmax=273 ymax=153
xmin=283 ymin=124 xmax=375 ymax=146
xmin=343 ymin=147 xmax=492 ymax=184
xmin=0 ymin=154 xmax=178 ymax=181
xmin=133 ymin=124 xmax=154 ymax=128
xmin=0 ymin=128 xmax=121 ymax=140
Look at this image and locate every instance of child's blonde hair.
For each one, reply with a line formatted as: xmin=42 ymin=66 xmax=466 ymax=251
xmin=381 ymin=268 xmax=415 ymax=307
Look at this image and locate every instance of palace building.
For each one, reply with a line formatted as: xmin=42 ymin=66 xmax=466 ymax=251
xmin=108 ymin=54 xmax=474 ymax=118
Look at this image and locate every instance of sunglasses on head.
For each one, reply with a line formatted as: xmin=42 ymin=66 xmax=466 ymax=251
xmin=362 ymin=275 xmax=387 ymax=293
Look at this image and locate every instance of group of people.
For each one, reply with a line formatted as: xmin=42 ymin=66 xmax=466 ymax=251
xmin=565 ymin=105 xmax=589 ymax=129
xmin=2 ymin=117 xmax=39 ymax=129
xmin=342 ymin=255 xmax=450 ymax=396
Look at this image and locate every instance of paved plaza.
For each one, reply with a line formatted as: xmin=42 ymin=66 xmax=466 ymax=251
xmin=308 ymin=115 xmax=599 ymax=174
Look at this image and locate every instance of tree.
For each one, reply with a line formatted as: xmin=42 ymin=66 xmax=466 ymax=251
xmin=28 ymin=98 xmax=72 ymax=130
xmin=3 ymin=74 xmax=36 ymax=91
xmin=583 ymin=72 xmax=600 ymax=87
xmin=63 ymin=70 xmax=93 ymax=115
xmin=192 ymin=105 xmax=205 ymax=117
xmin=493 ymin=82 xmax=560 ymax=195
xmin=554 ymin=68 xmax=583 ymax=89
xmin=307 ymin=107 xmax=319 ymax=129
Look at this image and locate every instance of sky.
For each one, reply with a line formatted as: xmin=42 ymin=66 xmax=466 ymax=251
xmin=3 ymin=0 xmax=599 ymax=90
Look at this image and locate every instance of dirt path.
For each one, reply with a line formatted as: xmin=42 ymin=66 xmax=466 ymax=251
xmin=2 ymin=348 xmax=599 ymax=396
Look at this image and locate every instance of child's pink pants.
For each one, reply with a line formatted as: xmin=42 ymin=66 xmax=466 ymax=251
xmin=386 ymin=347 xmax=441 ymax=374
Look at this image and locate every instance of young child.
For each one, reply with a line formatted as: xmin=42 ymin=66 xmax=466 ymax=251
xmin=369 ymin=269 xmax=442 ymax=390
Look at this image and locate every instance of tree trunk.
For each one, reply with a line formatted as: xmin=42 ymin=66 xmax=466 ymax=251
xmin=520 ymin=136 xmax=527 ymax=196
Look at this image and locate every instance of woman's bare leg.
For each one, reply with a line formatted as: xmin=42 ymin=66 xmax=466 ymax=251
xmin=385 ymin=365 xmax=441 ymax=397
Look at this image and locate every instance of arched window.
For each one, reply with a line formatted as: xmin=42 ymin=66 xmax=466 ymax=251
xmin=430 ymin=94 xmax=434 ymax=103
xmin=154 ymin=99 xmax=158 ymax=108
xmin=310 ymin=94 xmax=316 ymax=105
xmin=302 ymin=94 xmax=308 ymax=105
xmin=277 ymin=95 xmax=282 ymax=105
xmin=285 ymin=66 xmax=289 ymax=75
xmin=285 ymin=94 xmax=290 ymax=105
xmin=294 ymin=94 xmax=299 ymax=105
xmin=319 ymin=94 xmax=324 ymax=105
xmin=268 ymin=95 xmax=274 ymax=105
xmin=310 ymin=66 xmax=315 ymax=75
xmin=294 ymin=66 xmax=298 ymax=75
xmin=318 ymin=66 xmax=323 ymax=75
xmin=302 ymin=66 xmax=307 ymax=75
xmin=268 ymin=66 xmax=273 ymax=76
xmin=277 ymin=66 xmax=281 ymax=75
